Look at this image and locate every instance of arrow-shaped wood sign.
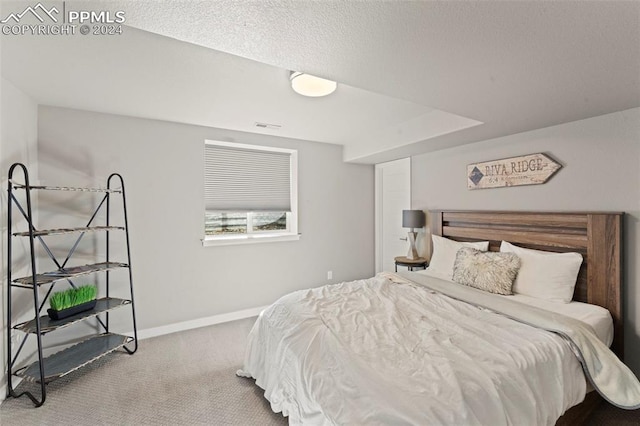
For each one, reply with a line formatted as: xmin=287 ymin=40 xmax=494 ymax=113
xmin=467 ymin=153 xmax=562 ymax=190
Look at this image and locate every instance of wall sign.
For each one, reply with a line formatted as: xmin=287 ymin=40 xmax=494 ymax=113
xmin=467 ymin=153 xmax=562 ymax=190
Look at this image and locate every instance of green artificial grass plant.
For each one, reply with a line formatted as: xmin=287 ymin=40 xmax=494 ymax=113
xmin=49 ymin=285 xmax=97 ymax=311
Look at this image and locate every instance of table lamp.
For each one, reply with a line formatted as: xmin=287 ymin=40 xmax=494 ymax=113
xmin=402 ymin=210 xmax=425 ymax=260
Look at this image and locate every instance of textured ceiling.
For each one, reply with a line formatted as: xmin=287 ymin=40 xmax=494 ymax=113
xmin=3 ymin=0 xmax=639 ymax=163
xmin=1 ymin=26 xmax=481 ymax=159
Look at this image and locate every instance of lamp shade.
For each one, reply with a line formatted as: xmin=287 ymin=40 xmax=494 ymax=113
xmin=402 ymin=210 xmax=425 ymax=229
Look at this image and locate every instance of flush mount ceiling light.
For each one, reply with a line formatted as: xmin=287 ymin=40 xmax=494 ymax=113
xmin=290 ymin=71 xmax=337 ymax=97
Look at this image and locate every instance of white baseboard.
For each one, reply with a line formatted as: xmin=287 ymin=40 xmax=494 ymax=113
xmin=135 ymin=305 xmax=269 ymax=340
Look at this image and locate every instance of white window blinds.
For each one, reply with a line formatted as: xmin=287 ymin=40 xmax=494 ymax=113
xmin=205 ymin=143 xmax=292 ymax=212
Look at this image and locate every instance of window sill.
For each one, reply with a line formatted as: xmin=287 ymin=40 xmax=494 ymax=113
xmin=202 ymin=233 xmax=301 ymax=247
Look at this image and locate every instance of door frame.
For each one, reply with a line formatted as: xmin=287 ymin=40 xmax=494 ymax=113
xmin=374 ymin=157 xmax=411 ymax=273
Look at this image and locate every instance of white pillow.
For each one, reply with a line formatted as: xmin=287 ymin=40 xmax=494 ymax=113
xmin=428 ymin=235 xmax=489 ymax=279
xmin=500 ymin=241 xmax=583 ymax=303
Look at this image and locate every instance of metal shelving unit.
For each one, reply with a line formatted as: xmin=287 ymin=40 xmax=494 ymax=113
xmin=6 ymin=163 xmax=138 ymax=407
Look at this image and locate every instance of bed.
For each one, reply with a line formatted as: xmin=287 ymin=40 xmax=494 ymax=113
xmin=431 ymin=211 xmax=624 ymax=425
xmin=239 ymin=211 xmax=637 ymax=425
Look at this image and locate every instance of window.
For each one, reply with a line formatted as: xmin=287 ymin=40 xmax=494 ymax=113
xmin=203 ymin=140 xmax=298 ymax=246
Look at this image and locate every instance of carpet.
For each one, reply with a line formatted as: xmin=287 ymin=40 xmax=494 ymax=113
xmin=1 ymin=316 xmax=639 ymax=425
xmin=0 ymin=317 xmax=286 ymax=425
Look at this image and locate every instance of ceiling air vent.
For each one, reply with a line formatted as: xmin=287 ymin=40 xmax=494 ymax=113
xmin=255 ymin=122 xmax=282 ymax=130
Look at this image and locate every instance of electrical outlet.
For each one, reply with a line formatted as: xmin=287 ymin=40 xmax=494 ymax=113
xmin=327 ymin=271 xmax=333 ymax=280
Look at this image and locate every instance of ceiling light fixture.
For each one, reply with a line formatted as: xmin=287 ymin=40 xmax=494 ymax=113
xmin=290 ymin=71 xmax=337 ymax=97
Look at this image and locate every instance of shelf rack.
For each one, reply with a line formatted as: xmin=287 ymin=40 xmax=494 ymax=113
xmin=6 ymin=163 xmax=138 ymax=407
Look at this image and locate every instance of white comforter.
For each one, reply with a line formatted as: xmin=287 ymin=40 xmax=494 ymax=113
xmin=239 ymin=275 xmax=592 ymax=425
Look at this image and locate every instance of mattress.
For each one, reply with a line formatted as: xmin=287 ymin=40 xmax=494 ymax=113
xmin=414 ymin=269 xmax=614 ymax=347
xmin=505 ymin=294 xmax=613 ymax=346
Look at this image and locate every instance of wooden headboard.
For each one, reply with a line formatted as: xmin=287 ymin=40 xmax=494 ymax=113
xmin=431 ymin=210 xmax=624 ymax=358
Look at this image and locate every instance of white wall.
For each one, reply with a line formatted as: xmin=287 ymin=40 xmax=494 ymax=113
xmin=411 ymin=107 xmax=640 ymax=375
xmin=37 ymin=107 xmax=375 ymax=335
xmin=0 ymin=78 xmax=39 ymax=402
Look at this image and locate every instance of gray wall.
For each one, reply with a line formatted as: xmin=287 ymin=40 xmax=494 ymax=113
xmin=0 ymin=78 xmax=39 ymax=401
xmin=37 ymin=106 xmax=375 ymax=333
xmin=411 ymin=107 xmax=640 ymax=375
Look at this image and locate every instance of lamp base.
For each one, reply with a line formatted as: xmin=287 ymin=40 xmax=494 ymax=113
xmin=406 ymin=231 xmax=419 ymax=260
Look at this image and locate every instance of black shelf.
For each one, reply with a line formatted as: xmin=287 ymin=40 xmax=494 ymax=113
xmin=12 ymin=262 xmax=129 ymax=286
xmin=14 ymin=298 xmax=131 ymax=334
xmin=10 ymin=181 xmax=121 ymax=193
xmin=13 ymin=225 xmax=125 ymax=237
xmin=16 ymin=333 xmax=133 ymax=383
xmin=6 ymin=163 xmax=138 ymax=406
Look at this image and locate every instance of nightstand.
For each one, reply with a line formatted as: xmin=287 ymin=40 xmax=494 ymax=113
xmin=394 ymin=256 xmax=428 ymax=272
